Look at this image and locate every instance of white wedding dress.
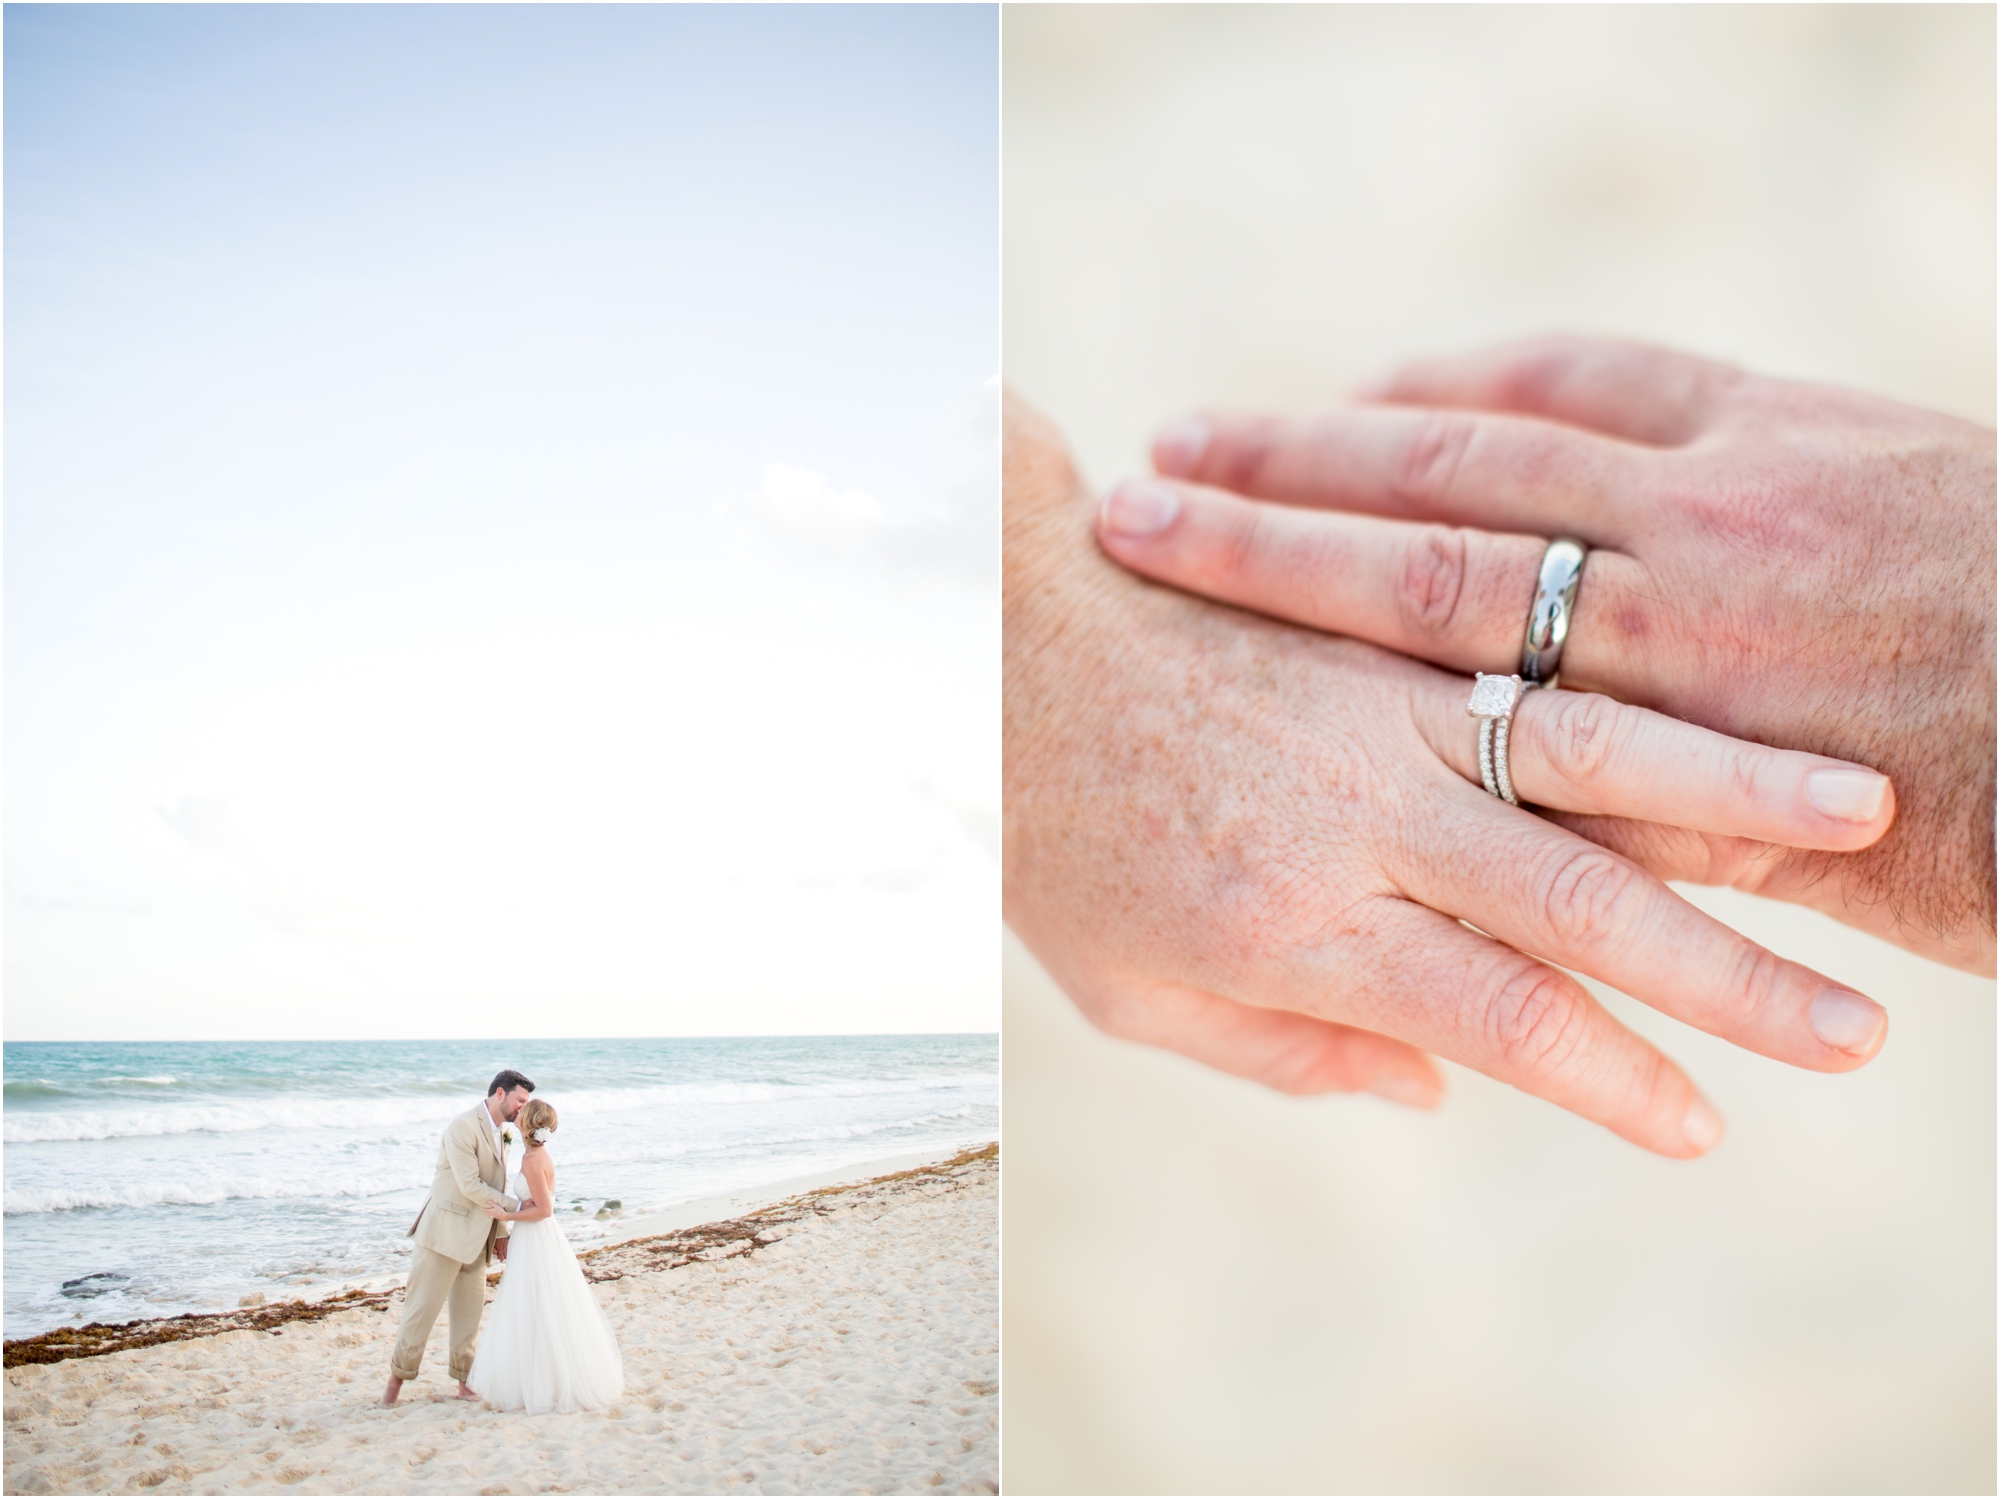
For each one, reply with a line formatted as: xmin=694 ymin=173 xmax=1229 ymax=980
xmin=468 ymin=1167 xmax=625 ymax=1414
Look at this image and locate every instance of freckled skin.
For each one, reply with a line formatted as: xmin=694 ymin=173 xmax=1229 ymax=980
xmin=1120 ymin=337 xmax=1995 ymax=974
xmin=1004 ymin=389 xmax=1908 ymax=1158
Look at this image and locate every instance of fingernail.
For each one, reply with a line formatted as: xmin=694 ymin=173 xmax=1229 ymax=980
xmin=1100 ymin=480 xmax=1181 ymax=539
xmin=1808 ymin=986 xmax=1886 ymax=1054
xmin=1682 ymin=1095 xmax=1726 ymax=1154
xmin=1806 ymin=768 xmax=1889 ymax=823
xmin=1152 ymin=417 xmax=1210 ymax=476
xmin=1368 ymin=1074 xmax=1442 ymax=1109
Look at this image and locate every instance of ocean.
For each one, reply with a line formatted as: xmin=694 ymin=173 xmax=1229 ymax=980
xmin=2 ymin=1034 xmax=997 ymax=1340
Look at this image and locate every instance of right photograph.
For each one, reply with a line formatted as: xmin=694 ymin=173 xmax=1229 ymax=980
xmin=1000 ymin=6 xmax=1995 ymax=1495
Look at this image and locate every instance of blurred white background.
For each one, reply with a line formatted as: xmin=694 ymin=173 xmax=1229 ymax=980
xmin=1002 ymin=6 xmax=1993 ymax=1493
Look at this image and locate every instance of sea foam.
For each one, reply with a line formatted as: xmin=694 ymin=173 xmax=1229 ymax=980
xmin=3 ymin=1034 xmax=996 ymax=1339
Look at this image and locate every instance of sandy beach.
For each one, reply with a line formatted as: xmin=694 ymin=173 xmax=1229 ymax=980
xmin=4 ymin=1144 xmax=997 ymax=1496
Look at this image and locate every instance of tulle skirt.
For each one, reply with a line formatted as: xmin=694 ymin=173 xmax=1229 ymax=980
xmin=468 ymin=1214 xmax=624 ymax=1414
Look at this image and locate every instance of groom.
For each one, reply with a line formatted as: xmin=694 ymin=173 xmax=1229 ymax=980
xmin=381 ymin=1069 xmax=537 ymax=1405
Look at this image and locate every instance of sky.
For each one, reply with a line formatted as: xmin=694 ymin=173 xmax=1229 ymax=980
xmin=6 ymin=4 xmax=999 ymax=1041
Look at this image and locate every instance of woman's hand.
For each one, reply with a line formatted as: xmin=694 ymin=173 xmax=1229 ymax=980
xmin=485 ymin=1200 xmax=510 ymax=1221
xmin=1099 ymin=335 xmax=1996 ymax=973
xmin=1008 ymin=390 xmax=1896 ymax=1159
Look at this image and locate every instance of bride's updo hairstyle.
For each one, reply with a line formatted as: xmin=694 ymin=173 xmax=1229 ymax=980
xmin=519 ymin=1099 xmax=558 ymax=1147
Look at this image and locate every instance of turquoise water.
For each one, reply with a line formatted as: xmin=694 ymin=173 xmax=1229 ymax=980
xmin=3 ymin=1034 xmax=996 ymax=1339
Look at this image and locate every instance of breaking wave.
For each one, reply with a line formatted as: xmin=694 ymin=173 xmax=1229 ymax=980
xmin=4 ymin=1075 xmax=982 ymax=1144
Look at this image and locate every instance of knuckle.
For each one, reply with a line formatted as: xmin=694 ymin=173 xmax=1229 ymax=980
xmin=1263 ymin=1033 xmax=1366 ymax=1097
xmin=1675 ymin=474 xmax=1813 ymax=555
xmin=1216 ymin=423 xmax=1278 ymax=494
xmin=1234 ymin=855 xmax=1335 ymax=952
xmin=1483 ymin=961 xmax=1590 ymax=1074
xmin=1710 ymin=837 xmax=1788 ymax=894
xmin=1716 ymin=942 xmax=1787 ymax=1030
xmin=1724 ymin=742 xmax=1765 ymax=802
xmin=1611 ymin=1048 xmax=1684 ymax=1136
xmin=1392 ymin=412 xmax=1478 ymax=509
xmin=1539 ymin=692 xmax=1628 ymax=791
xmin=1201 ymin=849 xmax=1311 ymax=968
xmin=1395 ymin=525 xmax=1471 ymax=639
xmin=1533 ymin=845 xmax=1647 ymax=951
xmin=1201 ymin=504 xmax=1271 ymax=591
xmin=1214 ymin=840 xmax=1382 ymax=974
xmin=1678 ymin=356 xmax=1748 ymax=427
xmin=1493 ymin=339 xmax=1585 ymax=407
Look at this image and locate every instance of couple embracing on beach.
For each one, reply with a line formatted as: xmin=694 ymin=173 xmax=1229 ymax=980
xmin=381 ymin=1069 xmax=625 ymax=1414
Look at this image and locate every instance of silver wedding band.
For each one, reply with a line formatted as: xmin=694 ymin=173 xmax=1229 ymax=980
xmin=1519 ymin=537 xmax=1587 ymax=687
xmin=1466 ymin=672 xmax=1535 ymax=806
xmin=1469 ymin=541 xmax=1585 ymax=805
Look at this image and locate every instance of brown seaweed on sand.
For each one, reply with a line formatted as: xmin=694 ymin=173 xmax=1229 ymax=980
xmin=577 ymin=1141 xmax=996 ymax=1281
xmin=3 ymin=1143 xmax=997 ymax=1369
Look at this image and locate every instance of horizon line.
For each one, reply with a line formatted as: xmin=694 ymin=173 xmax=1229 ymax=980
xmin=4 ymin=1030 xmax=998 ymax=1046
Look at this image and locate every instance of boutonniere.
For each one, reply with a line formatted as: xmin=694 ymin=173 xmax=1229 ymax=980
xmin=501 ymin=1126 xmax=516 ymax=1147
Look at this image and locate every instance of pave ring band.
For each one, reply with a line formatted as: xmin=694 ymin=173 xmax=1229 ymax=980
xmin=1467 ymin=672 xmax=1536 ymax=805
xmin=1519 ymin=537 xmax=1587 ymax=687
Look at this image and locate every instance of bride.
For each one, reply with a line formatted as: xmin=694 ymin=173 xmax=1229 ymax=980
xmin=468 ymin=1099 xmax=625 ymax=1413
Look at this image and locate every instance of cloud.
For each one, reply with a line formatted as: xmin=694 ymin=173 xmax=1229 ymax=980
xmin=714 ymin=378 xmax=997 ymax=589
xmin=717 ymin=463 xmax=890 ymax=564
xmin=738 ymin=463 xmax=887 ymax=536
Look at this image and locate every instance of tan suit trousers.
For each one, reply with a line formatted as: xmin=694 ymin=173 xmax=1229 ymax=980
xmin=389 ymin=1243 xmax=489 ymax=1383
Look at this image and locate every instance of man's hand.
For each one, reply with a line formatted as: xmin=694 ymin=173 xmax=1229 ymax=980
xmin=1006 ymin=389 xmax=1904 ymax=1158
xmin=1099 ymin=335 xmax=1996 ymax=973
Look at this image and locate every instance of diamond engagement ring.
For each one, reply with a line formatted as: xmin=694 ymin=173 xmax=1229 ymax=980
xmin=1467 ymin=672 xmax=1536 ymax=805
xmin=1520 ymin=537 xmax=1587 ymax=687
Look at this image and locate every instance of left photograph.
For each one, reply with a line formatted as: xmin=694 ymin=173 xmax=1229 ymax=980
xmin=3 ymin=6 xmax=999 ymax=1495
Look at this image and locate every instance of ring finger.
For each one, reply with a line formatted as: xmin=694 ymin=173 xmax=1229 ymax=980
xmin=1406 ymin=669 xmax=1894 ymax=853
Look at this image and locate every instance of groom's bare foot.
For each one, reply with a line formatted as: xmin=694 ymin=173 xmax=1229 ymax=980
xmin=381 ymin=1376 xmax=403 ymax=1407
xmin=455 ymin=1382 xmax=479 ymax=1401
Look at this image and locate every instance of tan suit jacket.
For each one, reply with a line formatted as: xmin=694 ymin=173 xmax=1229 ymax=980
xmin=407 ymin=1103 xmax=520 ymax=1266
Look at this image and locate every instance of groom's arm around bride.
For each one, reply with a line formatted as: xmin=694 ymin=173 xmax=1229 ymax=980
xmin=382 ymin=1071 xmax=534 ymax=1406
xmin=419 ymin=1109 xmax=521 ymax=1262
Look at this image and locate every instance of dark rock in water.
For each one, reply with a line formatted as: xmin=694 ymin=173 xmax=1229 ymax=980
xmin=59 ymin=1274 xmax=128 ymax=1300
xmin=603 ymin=1200 xmax=622 ymax=1211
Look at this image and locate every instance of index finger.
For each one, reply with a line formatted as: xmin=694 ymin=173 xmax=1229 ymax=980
xmin=1151 ymin=405 xmax=1648 ymax=539
xmin=1363 ymin=335 xmax=1744 ymax=447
